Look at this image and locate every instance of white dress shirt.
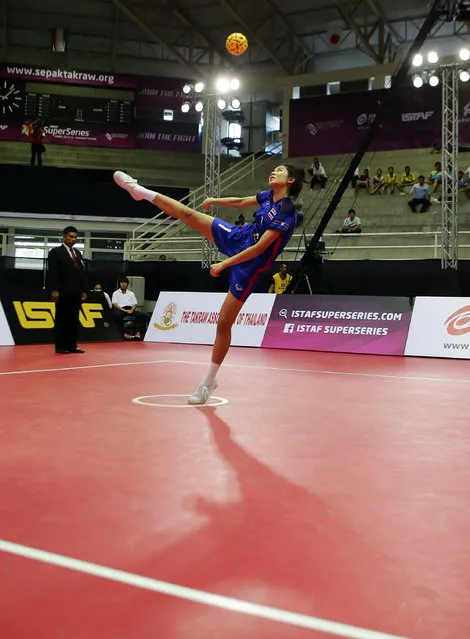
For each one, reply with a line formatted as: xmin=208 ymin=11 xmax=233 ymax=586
xmin=112 ymin=289 xmax=138 ymax=308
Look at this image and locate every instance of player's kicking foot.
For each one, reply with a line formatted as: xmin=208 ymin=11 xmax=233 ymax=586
xmin=188 ymin=380 xmax=218 ymax=405
xmin=113 ymin=171 xmax=145 ymax=200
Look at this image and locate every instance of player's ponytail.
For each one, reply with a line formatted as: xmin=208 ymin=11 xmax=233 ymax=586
xmin=284 ymin=164 xmax=304 ymax=199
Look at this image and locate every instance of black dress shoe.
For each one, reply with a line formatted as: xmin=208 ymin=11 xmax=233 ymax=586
xmin=55 ymin=349 xmax=69 ymax=354
xmin=70 ymin=348 xmax=85 ymax=353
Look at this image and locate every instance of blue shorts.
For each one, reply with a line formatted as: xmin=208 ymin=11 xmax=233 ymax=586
xmin=211 ymin=218 xmax=267 ymax=302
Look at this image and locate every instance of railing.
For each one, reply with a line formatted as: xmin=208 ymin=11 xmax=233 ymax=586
xmin=125 ymin=230 xmax=470 ymax=261
xmin=127 ymin=136 xmax=285 ymax=259
xmin=3 ymin=230 xmax=470 ymax=265
xmin=282 ymin=230 xmax=470 ymax=260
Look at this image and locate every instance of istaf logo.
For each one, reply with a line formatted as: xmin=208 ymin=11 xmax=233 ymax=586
xmin=13 ymin=301 xmax=104 ymax=328
xmin=444 ymin=305 xmax=470 ymax=336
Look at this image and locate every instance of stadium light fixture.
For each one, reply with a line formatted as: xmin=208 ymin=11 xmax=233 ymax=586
xmin=215 ymin=77 xmax=230 ymax=93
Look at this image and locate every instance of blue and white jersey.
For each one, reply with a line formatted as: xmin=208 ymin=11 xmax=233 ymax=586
xmin=210 ymin=190 xmax=297 ymax=301
xmin=250 ymin=189 xmax=297 ymax=261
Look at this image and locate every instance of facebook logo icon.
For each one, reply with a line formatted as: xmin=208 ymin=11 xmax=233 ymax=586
xmin=283 ymin=323 xmax=295 ymax=333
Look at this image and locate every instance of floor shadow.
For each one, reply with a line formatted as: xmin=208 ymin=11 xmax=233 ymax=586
xmin=124 ymin=407 xmax=415 ymax=637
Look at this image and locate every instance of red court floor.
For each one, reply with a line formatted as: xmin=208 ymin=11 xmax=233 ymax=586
xmin=0 ymin=342 xmax=469 ymax=639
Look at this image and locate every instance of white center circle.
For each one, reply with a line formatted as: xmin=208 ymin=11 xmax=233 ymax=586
xmin=132 ymin=394 xmax=229 ymax=408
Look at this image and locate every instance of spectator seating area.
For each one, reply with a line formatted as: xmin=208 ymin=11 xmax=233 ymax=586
xmin=287 ymin=147 xmax=470 ymax=260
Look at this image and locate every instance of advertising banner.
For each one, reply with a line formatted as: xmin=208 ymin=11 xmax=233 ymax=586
xmin=405 ymin=297 xmax=470 ymax=359
xmin=1 ymin=292 xmax=122 ymax=345
xmin=135 ymin=121 xmax=199 ymax=153
xmin=261 ymin=295 xmax=413 ymax=355
xmin=135 ymin=77 xmax=189 ymax=110
xmin=0 ymin=63 xmax=137 ymax=89
xmin=0 ymin=301 xmax=14 ymax=347
xmin=145 ymin=292 xmax=275 ymax=347
xmin=0 ymin=118 xmax=199 ymax=152
xmin=288 ymin=84 xmax=470 ymax=156
xmin=0 ymin=63 xmax=191 ymax=98
xmin=0 ymin=119 xmax=135 ymax=148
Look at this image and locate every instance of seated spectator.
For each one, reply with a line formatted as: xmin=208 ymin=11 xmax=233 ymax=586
xmin=398 ymin=166 xmax=416 ymax=194
xmin=112 ymin=277 xmax=148 ymax=340
xmin=91 ymin=282 xmax=112 ymax=309
xmin=236 ymin=214 xmax=245 ymax=227
xmin=369 ymin=168 xmax=384 ymax=195
xmin=428 ymin=161 xmax=442 ymax=193
xmin=337 ymin=209 xmax=362 ymax=234
xmin=408 ymin=175 xmax=431 ymax=213
xmin=381 ymin=166 xmax=398 ymax=195
xmin=351 ymin=166 xmax=360 ymax=188
xmin=308 ymin=157 xmax=327 ymax=189
xmin=354 ymin=168 xmax=370 ymax=195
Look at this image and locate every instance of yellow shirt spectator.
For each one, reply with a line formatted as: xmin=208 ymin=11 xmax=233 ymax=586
xmin=401 ymin=171 xmax=416 ymax=183
xmin=271 ymin=271 xmax=292 ymax=294
xmin=384 ymin=172 xmax=398 ymax=184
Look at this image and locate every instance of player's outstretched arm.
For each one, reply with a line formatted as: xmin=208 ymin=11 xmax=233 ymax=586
xmin=202 ymin=196 xmax=258 ymax=211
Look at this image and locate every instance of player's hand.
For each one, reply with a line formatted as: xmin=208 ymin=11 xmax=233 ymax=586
xmin=202 ymin=198 xmax=215 ymax=211
xmin=210 ymin=261 xmax=226 ymax=278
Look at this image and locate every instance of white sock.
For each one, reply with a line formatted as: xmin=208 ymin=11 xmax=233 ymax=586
xmin=201 ymin=362 xmax=219 ymax=386
xmin=133 ymin=185 xmax=158 ymax=202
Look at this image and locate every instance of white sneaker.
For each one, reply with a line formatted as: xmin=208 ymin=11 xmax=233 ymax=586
xmin=188 ymin=380 xmax=218 ymax=405
xmin=113 ymin=171 xmax=143 ymax=200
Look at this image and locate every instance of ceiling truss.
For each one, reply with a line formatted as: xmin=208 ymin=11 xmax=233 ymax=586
xmin=0 ymin=0 xmax=461 ymax=81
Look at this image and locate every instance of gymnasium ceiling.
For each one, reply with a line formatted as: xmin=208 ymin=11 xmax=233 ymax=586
xmin=1 ymin=0 xmax=469 ymax=86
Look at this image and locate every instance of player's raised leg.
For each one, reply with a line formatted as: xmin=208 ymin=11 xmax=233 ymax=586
xmin=113 ymin=171 xmax=214 ymax=242
xmin=188 ymin=292 xmax=243 ymax=405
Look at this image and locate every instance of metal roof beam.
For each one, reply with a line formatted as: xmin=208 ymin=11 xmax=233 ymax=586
xmin=112 ymin=0 xmax=203 ymax=76
xmin=264 ymin=0 xmax=313 ymax=72
xmin=366 ymin=0 xmax=404 ymax=43
xmin=165 ymin=0 xmax=233 ymax=67
xmin=336 ymin=2 xmax=382 ymax=63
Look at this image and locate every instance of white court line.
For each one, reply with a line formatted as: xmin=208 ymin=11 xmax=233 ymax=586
xmin=132 ymin=394 xmax=229 ymax=408
xmin=165 ymin=359 xmax=470 ymax=385
xmin=0 ymin=359 xmax=169 ymax=376
xmin=0 ymin=539 xmax=411 ymax=639
xmin=0 ymin=356 xmax=468 ymax=385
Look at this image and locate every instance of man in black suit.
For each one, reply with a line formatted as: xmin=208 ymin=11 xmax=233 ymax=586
xmin=47 ymin=226 xmax=86 ymax=354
